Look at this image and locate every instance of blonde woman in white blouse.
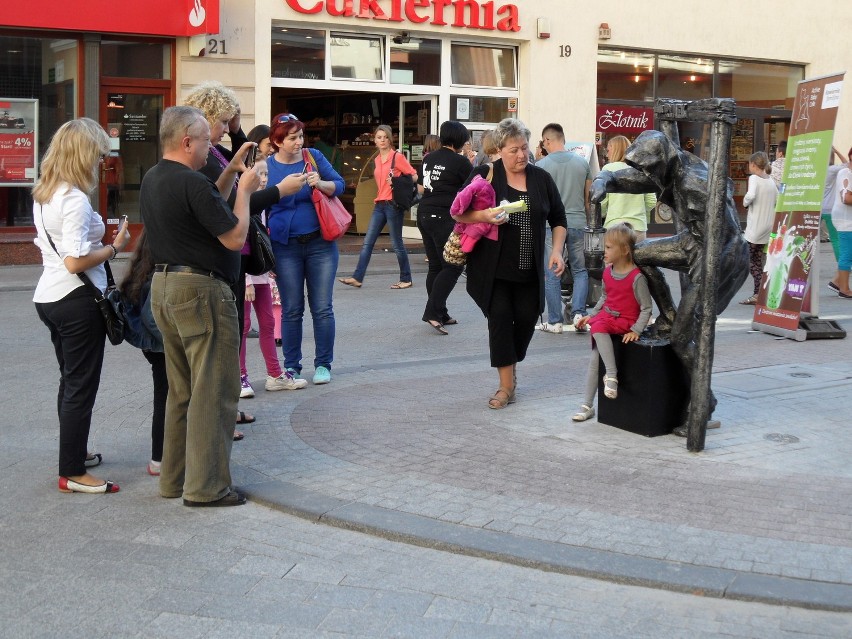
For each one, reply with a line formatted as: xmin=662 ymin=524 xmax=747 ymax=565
xmin=740 ymin=151 xmax=778 ymax=305
xmin=33 ymin=118 xmax=130 ymax=494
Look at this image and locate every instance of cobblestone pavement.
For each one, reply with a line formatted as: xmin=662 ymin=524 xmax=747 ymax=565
xmin=1 ymin=243 xmax=851 ymax=637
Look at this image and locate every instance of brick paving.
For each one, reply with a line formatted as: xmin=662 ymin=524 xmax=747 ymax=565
xmin=2 ymin=241 xmax=852 ymax=636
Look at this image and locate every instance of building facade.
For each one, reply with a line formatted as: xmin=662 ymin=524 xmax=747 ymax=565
xmin=1 ymin=0 xmax=849 ymax=260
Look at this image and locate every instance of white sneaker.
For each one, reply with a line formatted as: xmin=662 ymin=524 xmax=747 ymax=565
xmin=266 ymin=371 xmax=308 ymax=391
xmin=573 ymin=314 xmax=588 ymax=332
xmin=147 ymin=460 xmax=161 ymax=476
xmin=535 ymin=321 xmax=563 ymax=334
xmin=240 ymin=374 xmax=254 ymax=398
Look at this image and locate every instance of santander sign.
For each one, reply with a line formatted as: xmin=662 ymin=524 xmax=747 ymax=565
xmin=285 ymin=0 xmax=521 ymax=32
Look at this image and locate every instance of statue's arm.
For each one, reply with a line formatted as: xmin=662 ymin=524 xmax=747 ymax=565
xmin=590 ymin=167 xmax=657 ymax=203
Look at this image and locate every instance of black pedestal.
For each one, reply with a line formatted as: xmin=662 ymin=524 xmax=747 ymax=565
xmin=597 ymin=336 xmax=688 ymax=437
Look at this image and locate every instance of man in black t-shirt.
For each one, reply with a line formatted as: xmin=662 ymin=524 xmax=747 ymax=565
xmin=142 ymin=105 xmax=259 ymax=507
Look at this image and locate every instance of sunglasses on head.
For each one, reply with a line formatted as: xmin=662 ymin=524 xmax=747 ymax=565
xmin=276 ymin=114 xmax=299 ymax=123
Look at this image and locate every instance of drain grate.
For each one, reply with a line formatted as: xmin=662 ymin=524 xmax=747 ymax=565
xmin=764 ymin=433 xmax=800 ymax=444
xmin=789 ymin=372 xmax=814 ymax=378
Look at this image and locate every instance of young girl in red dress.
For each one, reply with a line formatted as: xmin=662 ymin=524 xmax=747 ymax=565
xmin=572 ymin=223 xmax=652 ymax=422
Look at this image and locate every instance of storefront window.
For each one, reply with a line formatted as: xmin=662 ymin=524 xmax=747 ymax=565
xmin=101 ymin=42 xmax=170 ymax=79
xmin=717 ymin=60 xmax=802 ymax=108
xmin=390 ymin=38 xmax=440 ymax=85
xmin=451 ymin=44 xmax=516 ymax=88
xmin=449 ymin=95 xmax=511 ymax=123
xmin=1 ymin=35 xmax=77 ymax=227
xmin=656 ymin=54 xmax=713 ymax=100
xmin=597 ymin=49 xmax=655 ymax=101
xmin=271 ymin=26 xmax=325 ymax=80
xmin=330 ymin=33 xmax=383 ymax=81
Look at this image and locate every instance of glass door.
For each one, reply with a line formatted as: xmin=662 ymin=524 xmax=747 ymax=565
xmin=99 ymin=87 xmax=169 ymax=248
xmin=399 ymin=95 xmax=436 ymax=232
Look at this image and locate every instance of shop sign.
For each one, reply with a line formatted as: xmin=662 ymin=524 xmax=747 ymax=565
xmin=752 ymin=72 xmax=845 ymax=337
xmin=596 ymin=105 xmax=654 ymax=132
xmin=0 ymin=99 xmax=38 ymax=187
xmin=2 ymin=0 xmax=218 ymax=37
xmin=285 ymin=0 xmax=521 ymax=32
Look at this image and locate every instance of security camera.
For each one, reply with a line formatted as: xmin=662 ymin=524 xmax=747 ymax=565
xmin=392 ymin=32 xmax=411 ymax=45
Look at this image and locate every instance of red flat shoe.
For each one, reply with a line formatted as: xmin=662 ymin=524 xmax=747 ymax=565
xmin=58 ymin=477 xmax=120 ymax=494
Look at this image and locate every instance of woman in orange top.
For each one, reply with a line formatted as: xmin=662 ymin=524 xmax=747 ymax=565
xmin=339 ymin=124 xmax=417 ymax=289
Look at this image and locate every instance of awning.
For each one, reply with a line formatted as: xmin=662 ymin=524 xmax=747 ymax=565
xmin=2 ymin=0 xmax=219 ymax=37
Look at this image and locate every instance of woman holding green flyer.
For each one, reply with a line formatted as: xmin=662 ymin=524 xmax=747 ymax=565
xmin=454 ymin=118 xmax=567 ymax=409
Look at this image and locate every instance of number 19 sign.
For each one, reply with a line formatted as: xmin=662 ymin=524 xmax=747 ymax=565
xmin=0 ymin=98 xmax=38 ymax=187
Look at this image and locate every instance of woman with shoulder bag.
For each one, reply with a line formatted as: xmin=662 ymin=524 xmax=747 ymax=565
xmin=266 ymin=113 xmax=346 ymax=385
xmin=339 ymin=124 xmax=418 ymax=289
xmin=33 ymin=118 xmax=131 ymax=494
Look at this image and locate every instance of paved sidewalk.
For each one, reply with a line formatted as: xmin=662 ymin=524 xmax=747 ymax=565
xmin=2 ymin=243 xmax=852 ymax=636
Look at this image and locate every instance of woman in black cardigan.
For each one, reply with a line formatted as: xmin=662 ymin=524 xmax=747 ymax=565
xmin=455 ymin=118 xmax=567 ymax=408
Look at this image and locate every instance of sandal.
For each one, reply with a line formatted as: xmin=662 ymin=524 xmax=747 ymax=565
xmin=390 ymin=281 xmax=413 ymax=289
xmin=603 ymin=375 xmax=618 ymax=399
xmin=236 ymin=411 xmax=255 ymax=424
xmin=233 ymin=430 xmax=245 ymax=441
xmin=338 ymin=277 xmax=362 ymax=288
xmin=425 ymin=320 xmax=448 ymax=335
xmin=739 ymin=295 xmax=757 ymax=305
xmin=488 ymin=387 xmax=516 ymax=409
xmin=572 ymin=404 xmax=595 ymax=422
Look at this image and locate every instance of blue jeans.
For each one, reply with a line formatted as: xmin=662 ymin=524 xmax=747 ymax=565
xmin=543 ymin=227 xmax=563 ymax=324
xmin=273 ymin=235 xmax=339 ymax=373
xmin=352 ymin=201 xmax=412 ymax=283
xmin=566 ymin=227 xmax=588 ymax=318
xmin=544 ymin=227 xmax=589 ymax=322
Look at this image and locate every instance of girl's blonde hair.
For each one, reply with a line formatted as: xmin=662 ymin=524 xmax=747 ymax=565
xmin=749 ymin=151 xmax=769 ymax=171
xmin=184 ymin=81 xmax=239 ymax=126
xmin=605 ymin=222 xmax=637 ymax=260
xmin=32 ymin=118 xmax=110 ymax=204
xmin=481 ymin=130 xmax=498 ymax=157
xmin=607 ymin=135 xmax=630 ymax=163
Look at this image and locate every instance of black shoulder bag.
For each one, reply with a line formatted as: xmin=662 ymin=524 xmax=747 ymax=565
xmin=245 ymin=214 xmax=276 ymax=276
xmin=38 ymin=205 xmax=125 ymax=345
xmin=390 ymin=151 xmax=419 ymax=211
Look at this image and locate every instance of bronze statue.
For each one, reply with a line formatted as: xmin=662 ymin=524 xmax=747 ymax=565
xmin=590 ymin=98 xmax=748 ymax=450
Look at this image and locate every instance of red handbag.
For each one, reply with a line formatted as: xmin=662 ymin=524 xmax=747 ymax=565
xmin=303 ymin=150 xmax=352 ymax=241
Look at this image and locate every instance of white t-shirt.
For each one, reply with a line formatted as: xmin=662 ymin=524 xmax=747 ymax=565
xmin=831 ymin=167 xmax=852 ymax=232
xmin=33 ymin=185 xmax=107 ymax=303
xmin=743 ymin=173 xmax=778 ymax=244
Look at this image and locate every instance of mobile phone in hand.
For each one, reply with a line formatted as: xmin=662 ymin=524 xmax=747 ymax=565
xmin=245 ymin=150 xmax=256 ymax=169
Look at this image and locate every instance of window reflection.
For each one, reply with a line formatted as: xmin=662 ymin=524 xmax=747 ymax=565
xmin=597 ymin=49 xmax=655 ymax=101
xmin=656 ymin=54 xmax=712 ymax=100
xmin=451 ymin=44 xmax=516 ymax=88
xmin=330 ymin=34 xmax=383 ymax=81
xmin=271 ymin=26 xmax=326 ymax=80
xmin=390 ymin=38 xmax=440 ymax=85
xmin=717 ymin=60 xmax=802 ymax=108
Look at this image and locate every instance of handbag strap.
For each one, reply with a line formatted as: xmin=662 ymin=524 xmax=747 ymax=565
xmin=302 ymin=148 xmax=317 ymax=173
xmin=37 ymin=203 xmax=115 ymax=299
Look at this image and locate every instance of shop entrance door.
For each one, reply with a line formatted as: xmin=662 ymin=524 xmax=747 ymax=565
xmin=98 ymin=87 xmax=169 ymax=247
xmin=399 ymin=95 xmax=436 ymax=234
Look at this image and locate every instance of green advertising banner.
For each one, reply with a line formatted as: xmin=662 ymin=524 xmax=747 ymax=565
xmin=753 ymin=72 xmax=844 ymax=339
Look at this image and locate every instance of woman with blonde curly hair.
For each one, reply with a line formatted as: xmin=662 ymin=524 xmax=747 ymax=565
xmin=184 ymin=83 xmax=303 ymax=429
xmin=33 ymin=118 xmax=131 ymax=494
